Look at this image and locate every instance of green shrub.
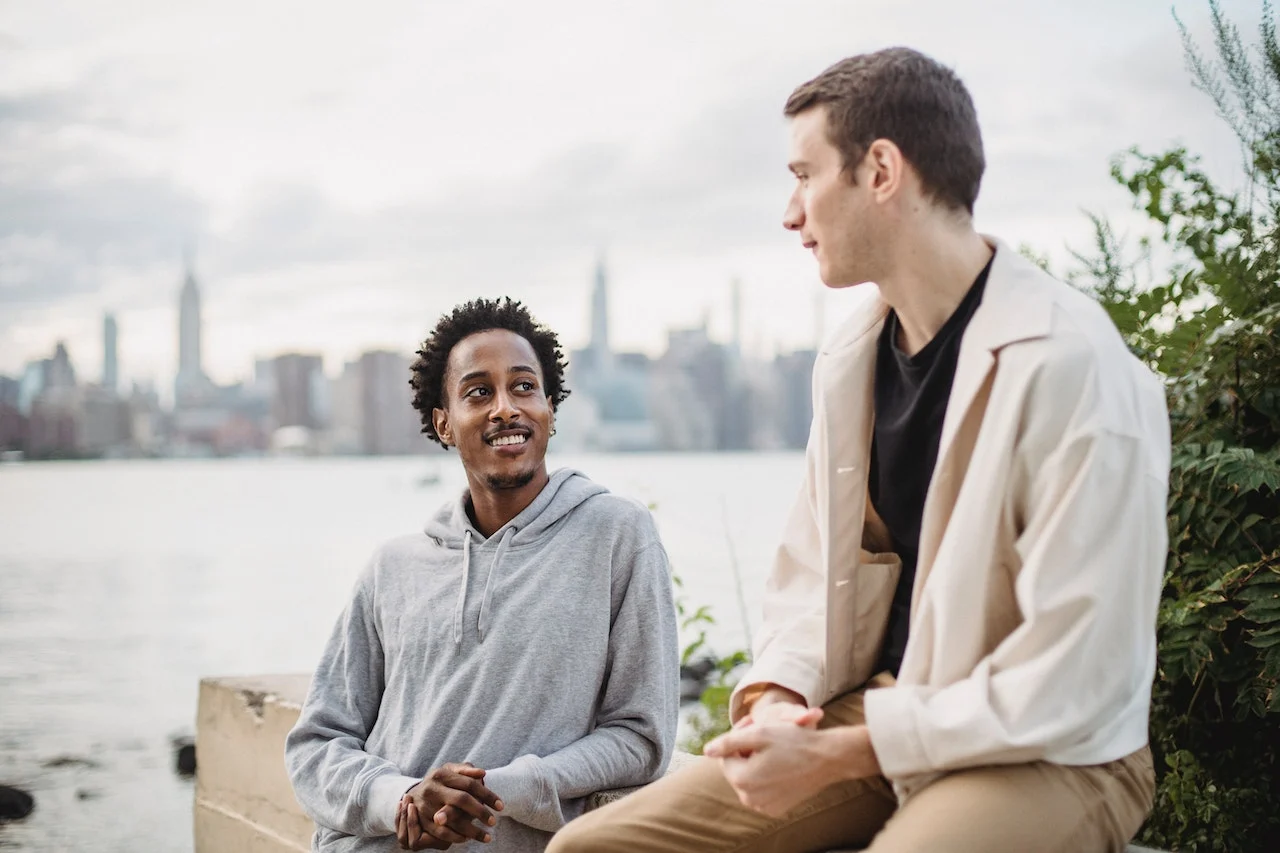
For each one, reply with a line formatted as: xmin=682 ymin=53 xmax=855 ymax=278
xmin=1067 ymin=4 xmax=1280 ymax=848
xmin=671 ymin=571 xmax=750 ymax=755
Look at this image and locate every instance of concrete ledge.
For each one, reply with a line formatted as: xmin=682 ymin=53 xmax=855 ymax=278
xmin=194 ymin=674 xmax=1164 ymax=853
xmin=193 ymin=673 xmax=689 ymax=852
xmin=195 ymin=675 xmax=313 ymax=853
xmin=195 ymin=799 xmax=310 ymax=853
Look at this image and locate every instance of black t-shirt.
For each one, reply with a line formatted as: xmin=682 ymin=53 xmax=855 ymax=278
xmin=870 ymin=256 xmax=993 ymax=676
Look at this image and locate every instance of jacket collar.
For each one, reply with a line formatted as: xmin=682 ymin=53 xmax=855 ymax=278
xmin=821 ymin=236 xmax=1054 ymax=358
xmin=817 ymin=236 xmax=1060 ymax=486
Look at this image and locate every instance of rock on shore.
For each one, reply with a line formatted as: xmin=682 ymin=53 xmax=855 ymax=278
xmin=0 ymin=785 xmax=34 ymax=821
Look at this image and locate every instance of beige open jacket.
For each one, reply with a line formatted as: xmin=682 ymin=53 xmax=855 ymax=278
xmin=730 ymin=239 xmax=1171 ymax=798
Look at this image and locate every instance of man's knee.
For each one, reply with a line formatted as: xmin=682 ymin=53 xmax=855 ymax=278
xmin=546 ymin=812 xmax=613 ymax=853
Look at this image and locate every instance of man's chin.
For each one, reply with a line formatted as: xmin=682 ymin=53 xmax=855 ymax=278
xmin=485 ymin=467 xmax=539 ymax=491
xmin=819 ymin=269 xmax=870 ymax=289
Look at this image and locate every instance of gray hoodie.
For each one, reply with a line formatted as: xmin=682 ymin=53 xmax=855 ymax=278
xmin=285 ymin=468 xmax=679 ymax=852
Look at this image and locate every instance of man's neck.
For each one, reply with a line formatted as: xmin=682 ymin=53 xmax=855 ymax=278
xmin=465 ymin=469 xmax=550 ymax=538
xmin=877 ymin=226 xmax=993 ymax=357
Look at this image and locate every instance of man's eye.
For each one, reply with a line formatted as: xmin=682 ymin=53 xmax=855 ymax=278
xmin=465 ymin=387 xmax=490 ymax=398
xmin=516 ymin=381 xmax=535 ymax=391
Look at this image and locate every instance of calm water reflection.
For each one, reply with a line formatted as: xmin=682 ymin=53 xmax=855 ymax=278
xmin=0 ymin=453 xmax=800 ymax=851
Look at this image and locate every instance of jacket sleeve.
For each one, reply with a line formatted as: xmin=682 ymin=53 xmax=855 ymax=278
xmin=729 ymin=358 xmax=829 ymax=720
xmin=482 ymin=539 xmax=679 ymax=832
xmin=864 ymin=361 xmax=1170 ymax=777
xmin=284 ymin=554 xmax=419 ymax=837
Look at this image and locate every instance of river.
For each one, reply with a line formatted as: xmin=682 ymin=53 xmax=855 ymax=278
xmin=0 ymin=452 xmax=804 ymax=851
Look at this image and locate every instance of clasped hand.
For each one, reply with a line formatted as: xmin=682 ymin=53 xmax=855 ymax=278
xmin=394 ymin=763 xmax=504 ymax=850
xmin=704 ymin=698 xmax=880 ymax=818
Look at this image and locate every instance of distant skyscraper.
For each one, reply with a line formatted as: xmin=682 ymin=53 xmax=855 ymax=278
xmin=561 ymin=254 xmax=658 ymax=451
xmin=359 ymin=350 xmax=421 ymax=455
xmin=103 ymin=313 xmax=118 ymax=393
xmin=590 ymin=254 xmax=610 ymax=365
xmin=47 ymin=341 xmax=77 ymax=390
xmin=176 ymin=256 xmax=207 ymax=400
xmin=775 ymin=348 xmax=818 ymax=449
xmin=272 ymin=353 xmax=325 ymax=429
xmin=730 ymin=277 xmax=743 ymax=359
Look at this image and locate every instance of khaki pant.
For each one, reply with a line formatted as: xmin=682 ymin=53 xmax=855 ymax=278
xmin=548 ymin=685 xmax=1155 ymax=853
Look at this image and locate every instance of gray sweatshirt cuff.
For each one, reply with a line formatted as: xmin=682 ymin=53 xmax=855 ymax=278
xmin=482 ymin=754 xmax=546 ymax=826
xmin=366 ymin=772 xmax=422 ymax=836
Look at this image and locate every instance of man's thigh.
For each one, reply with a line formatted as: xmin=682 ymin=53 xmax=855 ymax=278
xmin=865 ymin=747 xmax=1155 ymax=853
xmin=548 ymin=689 xmax=897 ymax=853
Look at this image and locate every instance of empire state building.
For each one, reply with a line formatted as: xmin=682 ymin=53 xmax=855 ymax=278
xmin=175 ymin=259 xmax=209 ymax=403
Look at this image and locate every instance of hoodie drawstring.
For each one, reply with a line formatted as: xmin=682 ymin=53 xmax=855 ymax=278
xmin=452 ymin=527 xmax=514 ymax=644
xmin=452 ymin=530 xmax=473 ymax=645
xmin=477 ymin=527 xmax=513 ymax=643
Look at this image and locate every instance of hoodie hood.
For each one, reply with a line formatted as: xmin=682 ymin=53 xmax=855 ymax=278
xmin=424 ymin=468 xmax=608 ymax=644
xmin=424 ymin=467 xmax=608 ymax=547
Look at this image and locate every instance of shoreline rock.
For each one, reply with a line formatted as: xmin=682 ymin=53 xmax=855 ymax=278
xmin=0 ymin=785 xmax=34 ymax=822
xmin=173 ymin=737 xmax=196 ymax=776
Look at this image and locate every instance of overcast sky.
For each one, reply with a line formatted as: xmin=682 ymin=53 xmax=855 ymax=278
xmin=0 ymin=0 xmax=1256 ymax=390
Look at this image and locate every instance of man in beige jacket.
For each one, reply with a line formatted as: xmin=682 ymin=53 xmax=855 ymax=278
xmin=548 ymin=47 xmax=1170 ymax=853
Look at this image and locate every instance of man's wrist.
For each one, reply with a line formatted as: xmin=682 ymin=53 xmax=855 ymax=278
xmin=823 ymin=725 xmax=881 ymax=782
xmin=746 ymin=684 xmax=806 ymax=715
xmin=368 ymin=773 xmax=426 ymax=836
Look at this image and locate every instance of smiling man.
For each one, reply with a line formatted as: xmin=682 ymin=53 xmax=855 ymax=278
xmin=285 ymin=297 xmax=679 ymax=852
xmin=549 ymin=47 xmax=1170 ymax=853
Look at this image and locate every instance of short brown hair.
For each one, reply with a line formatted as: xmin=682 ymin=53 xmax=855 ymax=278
xmin=785 ymin=47 xmax=984 ymax=215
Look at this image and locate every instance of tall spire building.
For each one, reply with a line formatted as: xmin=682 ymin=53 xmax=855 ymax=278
xmin=175 ymin=254 xmax=209 ymax=402
xmin=102 ymin=313 xmax=118 ymax=393
xmin=562 ymin=253 xmax=657 ymax=452
xmin=730 ymin=277 xmax=743 ymax=360
xmin=589 ymin=254 xmax=611 ymax=368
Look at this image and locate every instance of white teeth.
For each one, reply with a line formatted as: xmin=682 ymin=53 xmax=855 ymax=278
xmin=490 ymin=434 xmax=527 ymax=447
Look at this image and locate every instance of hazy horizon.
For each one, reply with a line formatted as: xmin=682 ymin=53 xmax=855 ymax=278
xmin=1 ymin=0 xmax=1255 ymax=391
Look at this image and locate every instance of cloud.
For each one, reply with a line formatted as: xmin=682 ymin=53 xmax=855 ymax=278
xmin=0 ymin=0 xmax=1265 ymax=385
xmin=0 ymin=91 xmax=84 ymax=126
xmin=0 ymin=89 xmax=206 ymax=302
xmin=192 ymin=82 xmax=794 ymax=293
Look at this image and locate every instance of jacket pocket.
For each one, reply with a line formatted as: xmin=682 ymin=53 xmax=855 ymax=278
xmin=848 ymin=550 xmax=901 ymax=688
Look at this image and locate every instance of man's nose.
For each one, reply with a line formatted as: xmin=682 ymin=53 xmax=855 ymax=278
xmin=782 ymin=191 xmax=804 ymax=231
xmin=489 ymin=388 xmax=519 ymax=420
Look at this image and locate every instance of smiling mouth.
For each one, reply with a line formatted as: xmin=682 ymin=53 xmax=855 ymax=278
xmin=487 ymin=433 xmax=529 ymax=447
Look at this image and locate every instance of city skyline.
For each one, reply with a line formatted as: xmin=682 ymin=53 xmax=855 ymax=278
xmin=0 ymin=1 xmax=1254 ymax=391
xmin=3 ymin=254 xmax=814 ymax=397
xmin=0 ymin=253 xmax=818 ymax=457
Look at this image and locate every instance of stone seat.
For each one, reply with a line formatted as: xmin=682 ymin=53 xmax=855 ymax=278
xmin=193 ymin=675 xmax=1165 ymax=853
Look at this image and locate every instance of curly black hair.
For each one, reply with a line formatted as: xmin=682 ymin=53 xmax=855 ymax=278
xmin=410 ymin=297 xmax=570 ymax=448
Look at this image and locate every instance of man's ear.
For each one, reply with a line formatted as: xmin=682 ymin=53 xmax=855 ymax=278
xmin=865 ymin=138 xmax=905 ymax=203
xmin=432 ymin=407 xmax=451 ymax=447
